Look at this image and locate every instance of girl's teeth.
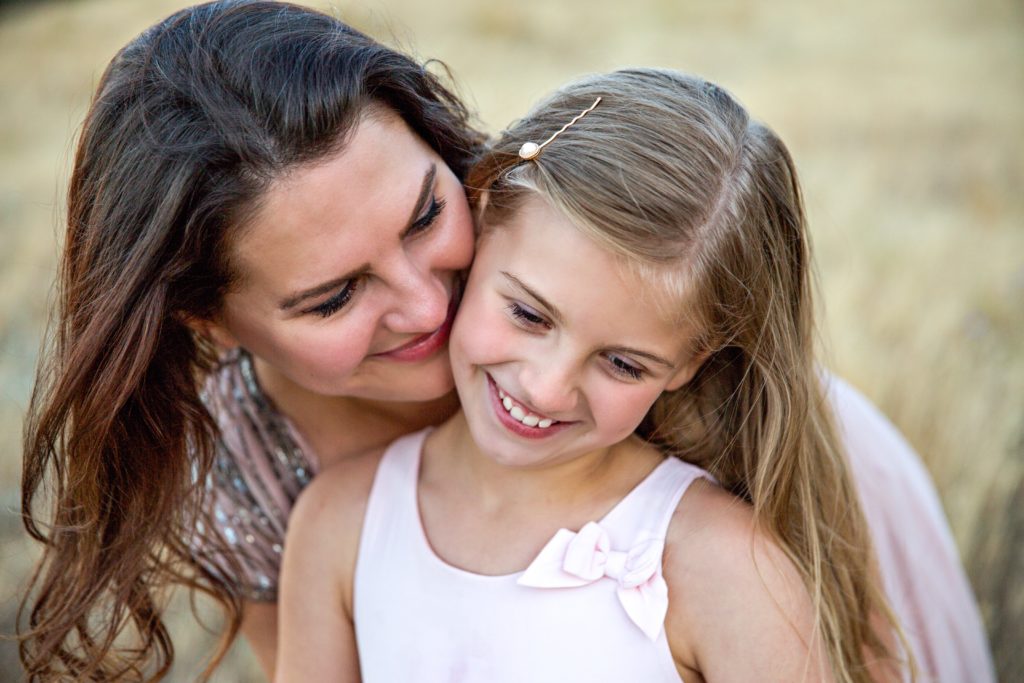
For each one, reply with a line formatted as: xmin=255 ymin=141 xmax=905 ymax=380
xmin=495 ymin=380 xmax=557 ymax=429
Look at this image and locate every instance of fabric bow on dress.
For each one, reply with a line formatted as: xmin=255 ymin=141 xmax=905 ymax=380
xmin=517 ymin=521 xmax=669 ymax=640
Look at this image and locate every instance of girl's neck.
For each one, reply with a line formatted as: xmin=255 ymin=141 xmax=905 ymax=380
xmin=426 ymin=411 xmax=649 ymax=515
xmin=415 ymin=412 xmax=666 ymax=577
xmin=251 ymin=355 xmax=460 ymax=468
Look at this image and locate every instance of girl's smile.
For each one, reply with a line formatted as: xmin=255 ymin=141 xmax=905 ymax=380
xmin=486 ymin=373 xmax=576 ymax=438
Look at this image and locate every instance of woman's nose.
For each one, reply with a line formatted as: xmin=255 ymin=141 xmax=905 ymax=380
xmin=380 ymin=258 xmax=450 ymax=334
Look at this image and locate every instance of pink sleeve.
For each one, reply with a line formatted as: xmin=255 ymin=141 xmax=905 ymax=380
xmin=826 ymin=373 xmax=994 ymax=682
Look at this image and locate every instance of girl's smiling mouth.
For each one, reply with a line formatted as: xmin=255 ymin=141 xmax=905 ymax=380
xmin=485 ymin=373 xmax=576 ymax=439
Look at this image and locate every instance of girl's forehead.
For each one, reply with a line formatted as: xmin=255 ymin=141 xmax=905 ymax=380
xmin=479 ymin=194 xmax=694 ymax=326
xmin=477 ymin=195 xmax=698 ymax=353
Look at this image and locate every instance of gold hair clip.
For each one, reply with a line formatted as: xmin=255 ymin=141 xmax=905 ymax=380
xmin=518 ymin=96 xmax=602 ymax=161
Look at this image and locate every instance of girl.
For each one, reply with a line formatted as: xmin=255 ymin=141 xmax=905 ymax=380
xmin=19 ymin=1 xmax=483 ymax=679
xmin=276 ymin=69 xmax=909 ymax=682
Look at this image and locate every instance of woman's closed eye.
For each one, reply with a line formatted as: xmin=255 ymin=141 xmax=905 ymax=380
xmin=404 ymin=195 xmax=446 ymax=238
xmin=306 ymin=279 xmax=360 ymax=318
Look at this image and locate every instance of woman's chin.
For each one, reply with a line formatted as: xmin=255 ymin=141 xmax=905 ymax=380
xmin=344 ymin=358 xmax=457 ymax=404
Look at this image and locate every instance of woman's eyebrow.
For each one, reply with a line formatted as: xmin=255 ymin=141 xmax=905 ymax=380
xmin=278 ymin=164 xmax=437 ymax=311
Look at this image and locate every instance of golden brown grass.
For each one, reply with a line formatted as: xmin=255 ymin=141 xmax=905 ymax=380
xmin=1 ymin=0 xmax=1021 ymax=679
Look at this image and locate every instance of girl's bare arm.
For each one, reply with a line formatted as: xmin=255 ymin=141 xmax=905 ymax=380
xmin=273 ymin=450 xmax=383 ymax=682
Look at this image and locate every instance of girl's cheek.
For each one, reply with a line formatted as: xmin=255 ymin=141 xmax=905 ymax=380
xmin=450 ymin=289 xmax=519 ymax=368
xmin=591 ymin=384 xmax=663 ymax=440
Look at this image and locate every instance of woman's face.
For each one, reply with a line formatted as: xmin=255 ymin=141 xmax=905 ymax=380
xmin=210 ymin=107 xmax=474 ymax=403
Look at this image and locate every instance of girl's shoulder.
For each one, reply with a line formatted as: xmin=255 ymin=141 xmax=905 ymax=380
xmin=290 ymin=445 xmax=386 ymax=543
xmin=661 ymin=481 xmax=828 ymax=679
xmin=662 ymin=478 xmax=767 ymax=594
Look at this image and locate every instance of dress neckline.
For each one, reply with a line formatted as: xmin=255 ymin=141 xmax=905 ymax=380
xmin=402 ymin=429 xmax=671 ymax=581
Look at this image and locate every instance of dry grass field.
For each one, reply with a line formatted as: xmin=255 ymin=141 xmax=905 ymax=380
xmin=1 ymin=0 xmax=1021 ymax=679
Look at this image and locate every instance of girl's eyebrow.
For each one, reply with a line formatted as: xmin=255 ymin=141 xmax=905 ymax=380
xmin=501 ymin=271 xmax=564 ymax=325
xmin=501 ymin=271 xmax=677 ymax=370
xmin=278 ymin=164 xmax=437 ymax=311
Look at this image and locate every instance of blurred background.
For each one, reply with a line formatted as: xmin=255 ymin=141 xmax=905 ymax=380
xmin=1 ymin=0 xmax=1021 ymax=679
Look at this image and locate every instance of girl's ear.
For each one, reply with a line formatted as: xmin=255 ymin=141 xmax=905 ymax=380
xmin=180 ymin=314 xmax=240 ymax=351
xmin=665 ymin=350 xmax=710 ymax=392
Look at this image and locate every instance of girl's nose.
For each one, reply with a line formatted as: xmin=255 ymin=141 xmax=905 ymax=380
xmin=518 ymin=359 xmax=579 ymax=418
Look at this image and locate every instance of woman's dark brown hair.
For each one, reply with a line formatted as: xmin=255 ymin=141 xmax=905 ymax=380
xmin=19 ymin=1 xmax=482 ymax=679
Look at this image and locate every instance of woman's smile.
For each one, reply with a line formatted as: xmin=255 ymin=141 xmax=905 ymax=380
xmin=372 ymin=283 xmax=462 ymax=363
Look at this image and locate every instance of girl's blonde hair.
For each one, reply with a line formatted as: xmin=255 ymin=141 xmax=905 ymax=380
xmin=468 ymin=68 xmax=911 ymax=682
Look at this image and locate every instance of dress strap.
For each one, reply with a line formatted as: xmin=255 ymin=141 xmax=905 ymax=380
xmin=600 ymin=457 xmax=712 ymax=544
xmin=357 ymin=428 xmax=431 ymax=563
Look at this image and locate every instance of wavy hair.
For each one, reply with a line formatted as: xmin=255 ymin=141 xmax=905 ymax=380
xmin=19 ymin=1 xmax=483 ymax=679
xmin=468 ymin=68 xmax=912 ymax=682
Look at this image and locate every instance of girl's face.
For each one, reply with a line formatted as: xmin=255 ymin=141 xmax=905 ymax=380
xmin=449 ymin=194 xmax=703 ymax=469
xmin=208 ymin=108 xmax=474 ymax=403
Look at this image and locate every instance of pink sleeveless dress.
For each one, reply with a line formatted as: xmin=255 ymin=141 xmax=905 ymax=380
xmin=193 ymin=353 xmax=993 ymax=680
xmin=354 ymin=429 xmax=708 ymax=682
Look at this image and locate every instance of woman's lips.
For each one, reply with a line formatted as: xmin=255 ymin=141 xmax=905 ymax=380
xmin=372 ymin=286 xmax=460 ymax=362
xmin=486 ymin=374 xmax=574 ymax=440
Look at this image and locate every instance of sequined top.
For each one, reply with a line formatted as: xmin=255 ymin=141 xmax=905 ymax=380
xmin=194 ymin=349 xmax=319 ymax=601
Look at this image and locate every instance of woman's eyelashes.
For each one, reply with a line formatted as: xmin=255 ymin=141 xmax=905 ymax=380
xmin=405 ymin=195 xmax=446 ymax=237
xmin=307 ymin=279 xmax=359 ymax=318
xmin=605 ymin=354 xmax=645 ymax=380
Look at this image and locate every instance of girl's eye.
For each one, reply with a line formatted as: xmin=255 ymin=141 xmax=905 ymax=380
xmin=307 ymin=279 xmax=359 ymax=318
xmin=406 ymin=196 xmax=447 ymax=237
xmin=507 ymin=302 xmax=550 ymax=329
xmin=607 ymin=354 xmax=644 ymax=380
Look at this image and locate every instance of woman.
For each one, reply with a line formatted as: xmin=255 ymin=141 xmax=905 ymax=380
xmin=20 ymin=1 xmax=991 ymax=681
xmin=20 ymin=1 xmax=482 ymax=679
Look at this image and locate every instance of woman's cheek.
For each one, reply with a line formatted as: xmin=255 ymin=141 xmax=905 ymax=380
xmin=286 ymin=324 xmax=372 ymax=385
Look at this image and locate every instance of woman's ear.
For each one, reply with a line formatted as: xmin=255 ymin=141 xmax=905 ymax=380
xmin=180 ymin=314 xmax=240 ymax=350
